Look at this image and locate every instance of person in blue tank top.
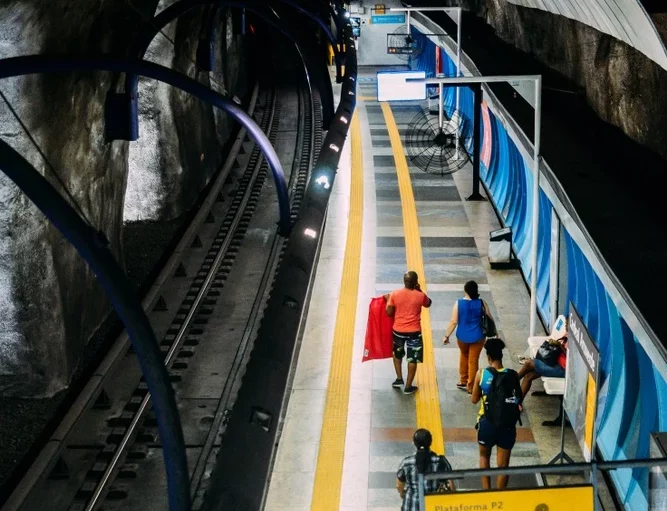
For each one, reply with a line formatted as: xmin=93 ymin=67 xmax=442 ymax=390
xmin=442 ymin=281 xmax=494 ymax=393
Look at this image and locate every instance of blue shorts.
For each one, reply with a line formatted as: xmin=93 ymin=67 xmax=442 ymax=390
xmin=477 ymin=416 xmax=516 ymax=450
xmin=534 ymin=358 xmax=565 ymax=378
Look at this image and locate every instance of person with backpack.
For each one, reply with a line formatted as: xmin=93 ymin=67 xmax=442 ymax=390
xmin=471 ymin=338 xmax=523 ymax=490
xmin=396 ymin=429 xmax=455 ymax=510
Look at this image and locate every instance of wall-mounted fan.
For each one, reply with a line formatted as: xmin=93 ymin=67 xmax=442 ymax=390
xmin=404 ymin=107 xmax=471 ymax=175
xmin=387 ymin=25 xmax=426 ymax=61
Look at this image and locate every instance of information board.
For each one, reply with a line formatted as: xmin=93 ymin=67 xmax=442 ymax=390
xmin=564 ymin=303 xmax=600 ymax=462
xmin=377 ymin=71 xmax=426 ymax=102
xmin=424 ymin=485 xmax=594 ymax=511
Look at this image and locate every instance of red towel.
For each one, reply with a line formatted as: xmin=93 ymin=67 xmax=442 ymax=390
xmin=362 ymin=296 xmax=394 ymax=362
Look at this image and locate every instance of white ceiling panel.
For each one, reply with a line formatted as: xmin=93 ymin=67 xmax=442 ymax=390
xmin=505 ymin=0 xmax=667 ymax=70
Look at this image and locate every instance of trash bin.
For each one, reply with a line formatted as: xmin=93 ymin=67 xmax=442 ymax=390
xmin=489 ymin=227 xmax=519 ymax=269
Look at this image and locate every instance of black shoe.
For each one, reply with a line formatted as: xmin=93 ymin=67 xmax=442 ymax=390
xmin=456 ymin=383 xmax=467 ymax=390
xmin=404 ymin=385 xmax=418 ymax=395
xmin=392 ymin=378 xmax=404 ymax=389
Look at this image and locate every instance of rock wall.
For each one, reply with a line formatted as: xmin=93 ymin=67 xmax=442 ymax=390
xmin=481 ymin=0 xmax=667 ymax=162
xmin=124 ymin=6 xmax=247 ymax=221
xmin=0 ymin=0 xmax=248 ymax=397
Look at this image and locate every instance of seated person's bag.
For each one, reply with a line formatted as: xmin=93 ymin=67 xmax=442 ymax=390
xmin=536 ymin=339 xmax=561 ymax=366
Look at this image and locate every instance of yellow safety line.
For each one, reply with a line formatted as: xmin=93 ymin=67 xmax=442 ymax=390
xmin=310 ymin=110 xmax=363 ymax=510
xmin=380 ymin=102 xmax=446 ymax=456
xmin=359 ymin=95 xmax=377 ymax=101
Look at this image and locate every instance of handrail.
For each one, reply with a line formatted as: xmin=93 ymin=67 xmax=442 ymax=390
xmin=410 ymin=11 xmax=667 ymax=380
xmin=422 ymin=456 xmax=667 ymax=481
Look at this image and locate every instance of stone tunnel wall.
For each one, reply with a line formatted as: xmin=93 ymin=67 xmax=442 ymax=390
xmin=420 ymin=0 xmax=667 ymax=162
xmin=482 ymin=0 xmax=667 ymax=162
xmin=124 ymin=7 xmax=248 ymax=221
xmin=0 ymin=0 xmax=248 ymax=397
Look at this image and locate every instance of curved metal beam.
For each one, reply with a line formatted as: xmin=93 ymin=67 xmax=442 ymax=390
xmin=271 ymin=0 xmax=342 ymax=79
xmin=126 ymin=0 xmax=341 ymax=92
xmin=0 ymin=54 xmax=292 ymax=234
xmin=124 ymin=0 xmax=335 ymax=129
xmin=0 ymin=139 xmax=191 ymax=511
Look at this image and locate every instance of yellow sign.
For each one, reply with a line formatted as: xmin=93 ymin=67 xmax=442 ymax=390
xmin=375 ymin=4 xmax=385 ymax=15
xmin=425 ymin=485 xmax=594 ymax=511
xmin=584 ymin=373 xmax=597 ymax=460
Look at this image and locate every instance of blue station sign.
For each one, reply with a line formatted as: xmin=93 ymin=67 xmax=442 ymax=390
xmin=371 ymin=14 xmax=406 ymax=24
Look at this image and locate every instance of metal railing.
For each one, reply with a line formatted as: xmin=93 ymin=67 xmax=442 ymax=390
xmin=418 ymin=457 xmax=667 ymax=510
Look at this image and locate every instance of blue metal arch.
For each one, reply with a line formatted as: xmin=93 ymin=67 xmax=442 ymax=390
xmin=271 ymin=0 xmax=342 ymax=77
xmin=118 ymin=0 xmax=335 ymax=136
xmin=0 ymin=138 xmax=191 ymax=511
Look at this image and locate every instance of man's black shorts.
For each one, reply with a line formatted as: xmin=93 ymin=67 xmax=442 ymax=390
xmin=477 ymin=416 xmax=516 ymax=450
xmin=392 ymin=330 xmax=423 ymax=363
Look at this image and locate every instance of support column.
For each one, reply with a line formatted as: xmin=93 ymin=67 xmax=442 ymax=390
xmin=549 ymin=209 xmax=561 ymax=328
xmin=467 ymin=84 xmax=485 ymax=201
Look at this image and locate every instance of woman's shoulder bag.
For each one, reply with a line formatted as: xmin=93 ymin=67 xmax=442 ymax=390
xmin=480 ymin=299 xmax=497 ymax=338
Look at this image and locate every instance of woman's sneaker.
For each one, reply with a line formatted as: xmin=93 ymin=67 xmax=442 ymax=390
xmin=392 ymin=378 xmax=404 ymax=389
xmin=403 ymin=385 xmax=418 ymax=395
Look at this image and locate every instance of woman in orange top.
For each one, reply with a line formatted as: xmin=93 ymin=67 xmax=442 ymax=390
xmin=386 ymin=271 xmax=432 ymax=395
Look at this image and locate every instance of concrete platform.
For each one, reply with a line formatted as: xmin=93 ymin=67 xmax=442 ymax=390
xmin=263 ymin=67 xmax=584 ymax=511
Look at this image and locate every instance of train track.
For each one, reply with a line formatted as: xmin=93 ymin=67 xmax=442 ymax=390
xmin=5 ymin=59 xmax=317 ymax=511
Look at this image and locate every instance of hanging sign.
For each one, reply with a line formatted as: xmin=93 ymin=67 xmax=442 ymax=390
xmin=371 ymin=14 xmax=406 ymax=24
xmin=374 ymin=4 xmax=386 ymax=14
xmin=377 ymin=71 xmax=426 ymax=102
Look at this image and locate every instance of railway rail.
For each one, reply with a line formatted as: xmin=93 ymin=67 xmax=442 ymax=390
xmin=4 ymin=57 xmax=317 ymax=511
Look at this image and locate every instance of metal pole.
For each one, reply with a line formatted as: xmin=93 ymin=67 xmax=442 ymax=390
xmin=591 ymin=462 xmax=600 ymax=511
xmin=529 ymin=76 xmax=542 ymax=336
xmin=438 ymin=83 xmax=443 ymax=130
xmin=455 ymin=8 xmax=462 ymax=159
xmin=559 ymin=397 xmax=567 ymax=462
xmin=467 ymin=85 xmax=484 ymax=201
xmin=241 ymin=8 xmax=246 ymax=35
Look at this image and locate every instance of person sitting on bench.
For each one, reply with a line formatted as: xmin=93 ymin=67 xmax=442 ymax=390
xmin=517 ymin=335 xmax=567 ymax=398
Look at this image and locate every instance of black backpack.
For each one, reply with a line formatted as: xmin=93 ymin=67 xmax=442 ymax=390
xmin=434 ymin=455 xmax=453 ymax=493
xmin=484 ymin=368 xmax=523 ymax=428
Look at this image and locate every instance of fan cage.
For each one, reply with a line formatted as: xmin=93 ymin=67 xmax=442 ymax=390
xmin=404 ymin=107 xmax=472 ymax=176
xmin=387 ymin=26 xmax=427 ymax=61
